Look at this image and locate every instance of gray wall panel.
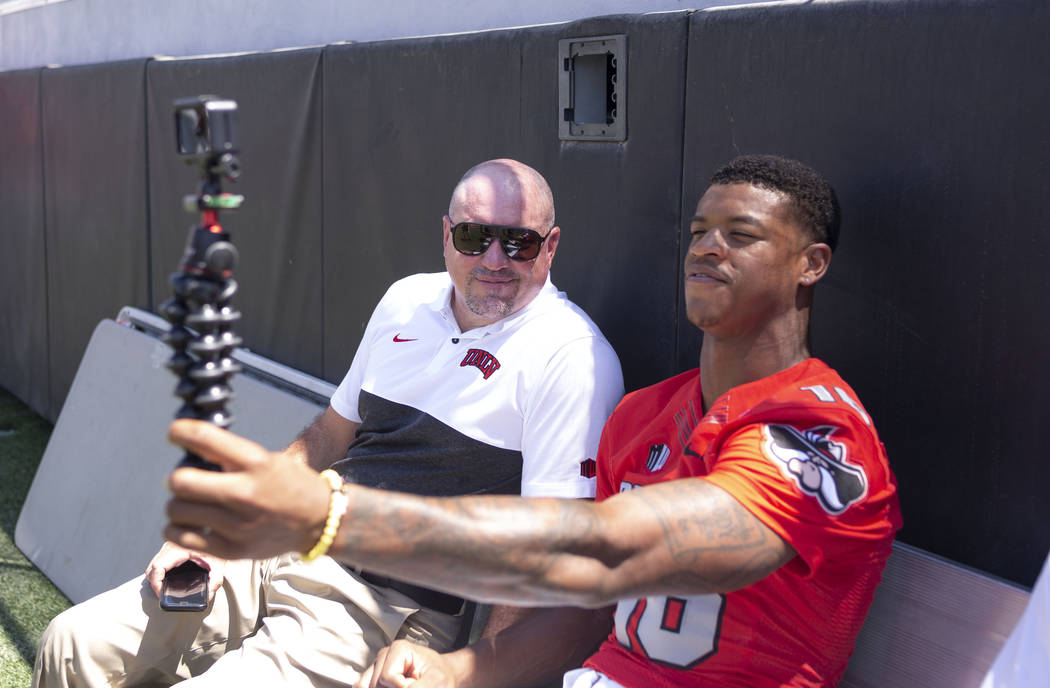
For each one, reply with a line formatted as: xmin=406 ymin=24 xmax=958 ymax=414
xmin=41 ymin=59 xmax=150 ymax=421
xmin=682 ymin=0 xmax=1050 ymax=586
xmin=0 ymin=68 xmax=49 ymax=417
xmin=147 ymin=50 xmax=325 ymax=380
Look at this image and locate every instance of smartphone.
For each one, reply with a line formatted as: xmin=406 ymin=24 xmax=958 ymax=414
xmin=159 ymin=561 xmax=210 ymax=612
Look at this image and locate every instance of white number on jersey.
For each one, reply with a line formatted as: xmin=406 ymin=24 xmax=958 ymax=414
xmin=800 ymin=384 xmax=871 ymax=425
xmin=614 ymin=593 xmax=726 ymax=669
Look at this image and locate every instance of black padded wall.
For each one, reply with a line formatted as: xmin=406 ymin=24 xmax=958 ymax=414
xmin=0 ymin=68 xmax=49 ymax=416
xmin=322 ymin=13 xmax=689 ymax=390
xmin=146 ymin=49 xmax=325 ymax=379
xmin=41 ymin=60 xmax=151 ymax=421
xmin=681 ymin=0 xmax=1050 ymax=586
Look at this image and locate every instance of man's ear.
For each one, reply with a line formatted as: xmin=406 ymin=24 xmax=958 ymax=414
xmin=442 ymin=215 xmax=452 ymax=248
xmin=799 ymin=243 xmax=832 ymax=286
xmin=544 ymin=225 xmax=561 ymax=259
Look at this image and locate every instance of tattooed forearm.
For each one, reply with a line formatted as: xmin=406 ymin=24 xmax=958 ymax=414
xmin=331 ymin=487 xmax=612 ymax=606
xmin=650 ymin=480 xmax=767 ymax=556
xmin=328 ymin=476 xmax=791 ymax=607
xmin=638 ymin=479 xmax=794 ymax=594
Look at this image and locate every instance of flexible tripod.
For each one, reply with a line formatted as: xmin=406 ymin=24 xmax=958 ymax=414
xmin=156 ymin=96 xmax=244 ymax=611
xmin=160 ymin=155 xmax=244 ymax=471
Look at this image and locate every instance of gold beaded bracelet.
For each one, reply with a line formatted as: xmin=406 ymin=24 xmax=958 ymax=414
xmin=302 ymin=469 xmax=349 ymax=562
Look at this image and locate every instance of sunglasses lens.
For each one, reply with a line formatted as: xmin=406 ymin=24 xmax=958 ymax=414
xmin=500 ymin=228 xmax=542 ymax=261
xmin=452 ymin=223 xmax=544 ymax=261
xmin=452 ymin=223 xmax=492 ymax=255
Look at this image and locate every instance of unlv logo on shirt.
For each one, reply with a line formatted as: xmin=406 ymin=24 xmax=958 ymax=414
xmin=460 ymin=348 xmax=501 ymax=379
xmin=762 ymin=424 xmax=867 ymax=515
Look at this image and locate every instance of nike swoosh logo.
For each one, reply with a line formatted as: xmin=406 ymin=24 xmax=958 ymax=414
xmin=392 ymin=334 xmax=418 ymax=342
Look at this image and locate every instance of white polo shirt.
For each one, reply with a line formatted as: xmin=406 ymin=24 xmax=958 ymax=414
xmin=329 ymin=272 xmax=624 ymax=498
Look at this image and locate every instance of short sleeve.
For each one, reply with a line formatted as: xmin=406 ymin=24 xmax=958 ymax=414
xmin=329 ymin=289 xmax=390 ymax=422
xmin=519 ymin=336 xmax=624 ymax=498
xmin=704 ymin=421 xmax=899 ymax=576
xmin=594 ymin=404 xmax=625 ymax=502
xmin=329 ymin=341 xmax=368 ymax=422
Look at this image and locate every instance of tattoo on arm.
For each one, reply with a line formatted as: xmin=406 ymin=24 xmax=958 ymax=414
xmin=336 ymin=491 xmax=610 ymax=602
xmin=334 ymin=478 xmax=790 ymax=606
xmin=641 ymin=480 xmax=792 ymax=592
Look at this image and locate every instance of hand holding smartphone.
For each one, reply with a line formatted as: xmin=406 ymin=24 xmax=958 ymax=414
xmin=159 ymin=561 xmax=210 ymax=612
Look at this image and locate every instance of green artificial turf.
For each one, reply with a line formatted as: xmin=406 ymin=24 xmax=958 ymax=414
xmin=0 ymin=387 xmax=71 ymax=688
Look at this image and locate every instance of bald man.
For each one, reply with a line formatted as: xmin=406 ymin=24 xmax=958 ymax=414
xmin=34 ymin=159 xmax=624 ymax=688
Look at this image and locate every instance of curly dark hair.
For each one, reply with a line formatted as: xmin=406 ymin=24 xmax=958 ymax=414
xmin=710 ymin=154 xmax=840 ymax=251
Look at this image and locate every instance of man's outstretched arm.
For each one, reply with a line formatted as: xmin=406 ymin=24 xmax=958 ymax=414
xmin=165 ymin=420 xmax=794 ymax=608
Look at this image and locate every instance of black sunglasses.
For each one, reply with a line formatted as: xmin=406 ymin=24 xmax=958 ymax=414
xmin=450 ymin=221 xmax=550 ymax=262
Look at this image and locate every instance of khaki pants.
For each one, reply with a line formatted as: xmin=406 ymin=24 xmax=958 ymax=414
xmin=34 ymin=553 xmax=463 ymax=687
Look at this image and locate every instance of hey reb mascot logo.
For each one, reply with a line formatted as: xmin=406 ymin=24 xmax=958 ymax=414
xmin=762 ymin=424 xmax=867 ymax=515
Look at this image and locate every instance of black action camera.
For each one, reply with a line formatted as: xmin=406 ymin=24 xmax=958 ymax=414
xmin=174 ymin=95 xmax=241 ymax=183
xmin=174 ymin=96 xmax=238 ymax=157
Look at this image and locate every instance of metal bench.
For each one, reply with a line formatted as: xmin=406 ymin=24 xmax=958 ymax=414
xmin=841 ymin=541 xmax=1032 ymax=688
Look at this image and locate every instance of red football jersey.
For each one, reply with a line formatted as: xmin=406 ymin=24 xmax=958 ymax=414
xmin=584 ymin=359 xmax=901 ymax=687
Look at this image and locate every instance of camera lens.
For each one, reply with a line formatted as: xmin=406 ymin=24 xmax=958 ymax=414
xmin=176 ymin=108 xmax=206 ymax=155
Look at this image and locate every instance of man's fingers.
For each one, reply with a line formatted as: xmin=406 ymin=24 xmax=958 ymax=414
xmin=377 ymin=669 xmax=418 ymax=688
xmin=162 ymin=524 xmax=207 ymax=552
xmin=166 ymin=492 xmax=247 ymax=532
xmin=382 ymin=643 xmax=443 ymax=688
xmin=358 ymin=643 xmax=426 ymax=688
xmin=168 ymin=419 xmax=269 ymax=472
xmin=413 ymin=671 xmax=449 ymax=688
xmin=353 ymin=662 xmax=373 ymax=688
xmin=165 ymin=497 xmax=251 ymax=560
xmin=204 ymin=566 xmax=225 ymax=602
xmin=145 ymin=565 xmax=166 ymax=598
xmin=163 ymin=524 xmax=239 ymax=560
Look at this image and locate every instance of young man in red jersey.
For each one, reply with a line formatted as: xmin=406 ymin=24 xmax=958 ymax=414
xmin=163 ymin=155 xmax=902 ymax=687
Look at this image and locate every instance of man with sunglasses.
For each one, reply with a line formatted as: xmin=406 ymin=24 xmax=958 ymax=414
xmin=34 ymin=159 xmax=624 ymax=688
